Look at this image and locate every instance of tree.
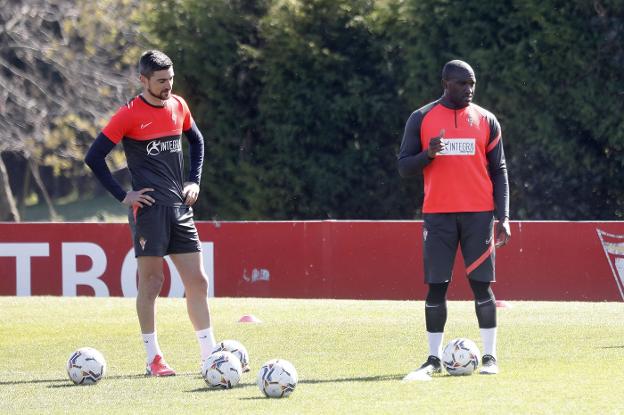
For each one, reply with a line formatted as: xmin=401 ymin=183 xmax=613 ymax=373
xmin=6 ymin=0 xmax=621 ymax=221
xmin=143 ymin=0 xmax=270 ymax=220
xmin=256 ymin=0 xmax=415 ymax=218
xmin=0 ymin=0 xmax=143 ymax=221
xmin=146 ymin=0 xmax=419 ymax=219
xmin=394 ymin=0 xmax=624 ymax=219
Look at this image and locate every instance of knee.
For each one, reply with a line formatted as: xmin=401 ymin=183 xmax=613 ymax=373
xmin=426 ymin=282 xmax=449 ymax=305
xmin=469 ymin=280 xmax=494 ymax=303
xmin=186 ymin=273 xmax=209 ymax=296
xmin=141 ymin=273 xmax=165 ymax=297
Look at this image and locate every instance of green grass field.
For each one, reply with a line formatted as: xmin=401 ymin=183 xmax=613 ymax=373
xmin=22 ymin=194 xmax=127 ymax=222
xmin=1 ymin=297 xmax=623 ymax=414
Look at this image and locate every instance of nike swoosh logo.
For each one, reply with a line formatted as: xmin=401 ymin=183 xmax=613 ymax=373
xmin=199 ymin=335 xmax=207 ymax=339
xmin=140 ymin=122 xmax=152 ymax=129
xmin=425 ymin=303 xmax=441 ymax=308
xmin=477 ymin=299 xmax=493 ymax=306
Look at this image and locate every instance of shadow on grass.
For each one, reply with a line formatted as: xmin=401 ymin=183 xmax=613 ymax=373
xmin=236 ymin=374 xmax=406 ymax=400
xmin=4 ymin=372 xmax=408 ymax=390
xmin=600 ymin=345 xmax=624 ymax=349
xmin=299 ymin=374 xmax=404 ymax=384
xmin=187 ymin=381 xmax=257 ymax=393
xmin=0 ymin=372 xmax=201 ymax=387
xmin=187 ymin=374 xmax=405 ymax=394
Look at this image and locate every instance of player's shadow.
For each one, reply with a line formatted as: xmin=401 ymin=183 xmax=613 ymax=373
xmin=5 ymin=372 xmax=408 ymax=391
xmin=600 ymin=345 xmax=624 ymax=349
xmin=0 ymin=372 xmax=198 ymax=388
xmin=187 ymin=381 xmax=257 ymax=393
xmin=189 ymin=374 xmax=405 ymax=395
xmin=47 ymin=373 xmax=194 ymax=388
xmin=299 ymin=374 xmax=405 ymax=384
xmin=0 ymin=378 xmax=69 ymax=386
xmin=234 ymin=374 xmax=404 ymax=399
xmin=47 ymin=373 xmax=183 ymax=388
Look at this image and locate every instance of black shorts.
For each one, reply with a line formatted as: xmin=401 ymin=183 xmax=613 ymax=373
xmin=128 ymin=204 xmax=201 ymax=257
xmin=423 ymin=211 xmax=495 ymax=283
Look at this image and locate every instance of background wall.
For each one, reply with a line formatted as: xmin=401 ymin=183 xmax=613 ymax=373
xmin=1 ymin=221 xmax=622 ymax=301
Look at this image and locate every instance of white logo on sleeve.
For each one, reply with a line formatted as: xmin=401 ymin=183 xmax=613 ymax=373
xmin=140 ymin=122 xmax=152 ymax=129
xmin=439 ymin=138 xmax=476 ymax=156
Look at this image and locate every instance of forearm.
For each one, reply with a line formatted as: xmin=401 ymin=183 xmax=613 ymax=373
xmin=184 ymin=121 xmax=204 ymax=185
xmin=398 ymin=111 xmax=430 ymax=177
xmin=492 ymin=168 xmax=509 ymax=220
xmin=398 ymin=151 xmax=433 ymax=177
xmin=84 ymin=133 xmax=127 ymax=202
xmin=486 ymin=131 xmax=509 ymax=220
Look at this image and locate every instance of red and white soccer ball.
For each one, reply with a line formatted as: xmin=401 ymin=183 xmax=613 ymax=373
xmin=257 ymin=359 xmax=298 ymax=398
xmin=66 ymin=347 xmax=107 ymax=385
xmin=211 ymin=340 xmax=250 ymax=373
xmin=442 ymin=338 xmax=480 ymax=375
xmin=202 ymin=350 xmax=243 ymax=389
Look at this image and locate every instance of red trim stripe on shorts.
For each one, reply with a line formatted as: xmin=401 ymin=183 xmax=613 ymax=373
xmin=466 ymin=229 xmax=495 ymax=275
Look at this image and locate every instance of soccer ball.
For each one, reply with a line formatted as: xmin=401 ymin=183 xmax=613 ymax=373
xmin=212 ymin=339 xmax=250 ymax=372
xmin=66 ymin=347 xmax=106 ymax=385
xmin=442 ymin=338 xmax=480 ymax=376
xmin=257 ymin=359 xmax=298 ymax=398
xmin=202 ymin=351 xmax=243 ymax=388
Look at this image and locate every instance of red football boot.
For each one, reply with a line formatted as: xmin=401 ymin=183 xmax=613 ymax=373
xmin=146 ymin=355 xmax=176 ymax=377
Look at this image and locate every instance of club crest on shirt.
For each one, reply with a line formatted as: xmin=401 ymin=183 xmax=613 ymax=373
xmin=467 ymin=113 xmax=475 ymax=127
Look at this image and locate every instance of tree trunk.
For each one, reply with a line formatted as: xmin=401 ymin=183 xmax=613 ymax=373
xmin=18 ymin=158 xmax=31 ymax=214
xmin=28 ymin=157 xmax=58 ymax=220
xmin=0 ymin=153 xmax=20 ymax=221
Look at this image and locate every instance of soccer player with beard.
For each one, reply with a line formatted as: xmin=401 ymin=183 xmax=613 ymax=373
xmin=85 ymin=50 xmax=216 ymax=376
xmin=398 ymin=60 xmax=511 ymax=378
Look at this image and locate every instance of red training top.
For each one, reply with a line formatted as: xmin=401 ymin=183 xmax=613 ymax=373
xmin=398 ymin=99 xmax=508 ymax=218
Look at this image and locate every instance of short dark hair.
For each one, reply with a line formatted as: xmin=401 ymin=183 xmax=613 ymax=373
xmin=138 ymin=50 xmax=173 ymax=78
xmin=442 ymin=60 xmax=475 ymax=80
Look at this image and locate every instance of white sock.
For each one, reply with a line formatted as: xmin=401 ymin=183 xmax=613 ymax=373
xmin=427 ymin=332 xmax=444 ymax=359
xmin=480 ymin=327 xmax=497 ymax=358
xmin=142 ymin=332 xmax=163 ymax=363
xmin=196 ymin=327 xmax=216 ymax=360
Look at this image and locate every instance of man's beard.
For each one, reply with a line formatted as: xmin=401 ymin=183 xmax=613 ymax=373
xmin=148 ymin=87 xmax=170 ymax=101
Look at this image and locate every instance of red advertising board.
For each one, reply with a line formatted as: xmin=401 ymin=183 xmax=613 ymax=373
xmin=0 ymin=221 xmax=622 ymax=301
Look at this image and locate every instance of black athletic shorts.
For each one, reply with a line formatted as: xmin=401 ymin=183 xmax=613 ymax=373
xmin=423 ymin=211 xmax=495 ymax=283
xmin=128 ymin=204 xmax=201 ymax=257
